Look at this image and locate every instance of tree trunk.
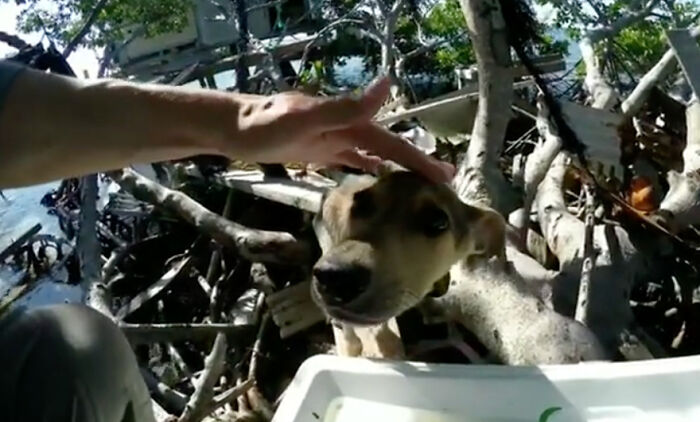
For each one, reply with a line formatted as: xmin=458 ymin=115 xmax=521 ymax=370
xmin=454 ymin=0 xmax=515 ymax=213
xmin=436 ymin=0 xmax=607 ymax=364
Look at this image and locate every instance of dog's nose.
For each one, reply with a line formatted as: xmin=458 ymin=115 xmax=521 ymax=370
xmin=312 ymin=261 xmax=371 ymax=306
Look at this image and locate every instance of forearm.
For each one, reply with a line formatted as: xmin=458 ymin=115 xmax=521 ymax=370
xmin=0 ymin=64 xmax=241 ymax=188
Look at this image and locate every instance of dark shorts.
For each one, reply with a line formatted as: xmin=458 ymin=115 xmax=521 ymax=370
xmin=0 ymin=303 xmax=155 ymax=422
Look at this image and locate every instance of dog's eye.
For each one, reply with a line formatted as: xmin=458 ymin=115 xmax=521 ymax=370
xmin=418 ymin=205 xmax=450 ymax=237
xmin=351 ymin=189 xmax=374 ymax=219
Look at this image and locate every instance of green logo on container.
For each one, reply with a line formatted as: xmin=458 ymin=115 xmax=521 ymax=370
xmin=538 ymin=407 xmax=562 ymax=422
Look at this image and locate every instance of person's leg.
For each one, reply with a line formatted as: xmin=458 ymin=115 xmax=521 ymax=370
xmin=0 ymin=303 xmax=155 ymax=422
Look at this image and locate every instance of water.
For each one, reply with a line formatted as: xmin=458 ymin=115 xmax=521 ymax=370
xmin=0 ymin=181 xmax=83 ymax=309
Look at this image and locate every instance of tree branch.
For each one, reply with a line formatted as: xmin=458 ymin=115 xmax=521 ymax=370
xmin=178 ymin=333 xmax=227 ymax=422
xmin=580 ymin=0 xmax=661 ymax=109
xmin=373 ymin=0 xmax=390 ymax=18
xmin=514 ymin=94 xmax=564 ymax=236
xmin=622 ymin=25 xmax=700 ymax=119
xmin=110 ymin=168 xmax=312 ymax=264
xmin=79 ymin=174 xmax=112 ymax=317
xmin=536 ymin=152 xmax=641 ymax=350
xmin=576 ymin=184 xmax=595 ymax=324
xmin=396 ymin=28 xmax=469 ymax=77
xmin=0 ymin=31 xmax=29 ymax=50
xmin=454 ymin=0 xmax=515 ymax=212
xmin=63 ymin=0 xmax=110 ymax=58
xmin=656 ymin=99 xmax=700 ymax=230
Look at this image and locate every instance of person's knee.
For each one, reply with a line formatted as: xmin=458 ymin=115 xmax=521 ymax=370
xmin=0 ymin=304 xmax=155 ymax=422
xmin=23 ymin=303 xmax=133 ymax=371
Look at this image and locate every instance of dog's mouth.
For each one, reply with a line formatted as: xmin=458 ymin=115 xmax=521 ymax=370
xmin=310 ymin=281 xmax=389 ymax=326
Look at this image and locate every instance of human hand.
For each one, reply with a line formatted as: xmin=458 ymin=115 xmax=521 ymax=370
xmin=227 ymin=77 xmax=455 ymax=184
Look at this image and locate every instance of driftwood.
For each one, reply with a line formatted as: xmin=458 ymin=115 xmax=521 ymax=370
xmin=111 ymin=168 xmax=312 ymax=264
xmin=424 ymin=259 xmax=606 ymax=364
xmin=656 ymin=99 xmax=700 ymax=231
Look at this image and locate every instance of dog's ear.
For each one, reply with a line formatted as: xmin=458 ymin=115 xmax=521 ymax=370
xmin=376 ymin=160 xmax=407 ymax=177
xmin=470 ymin=207 xmax=506 ymax=260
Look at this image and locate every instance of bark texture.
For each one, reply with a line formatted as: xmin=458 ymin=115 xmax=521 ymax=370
xmin=437 ymin=0 xmax=607 ymax=364
xmin=454 ymin=0 xmax=515 ymax=213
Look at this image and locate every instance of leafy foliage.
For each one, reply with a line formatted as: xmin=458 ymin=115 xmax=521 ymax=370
xmin=7 ymin=0 xmax=192 ymax=50
xmin=536 ymin=0 xmax=700 ymax=77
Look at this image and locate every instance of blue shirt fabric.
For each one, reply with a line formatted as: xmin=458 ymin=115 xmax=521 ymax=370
xmin=0 ymin=60 xmax=26 ymax=116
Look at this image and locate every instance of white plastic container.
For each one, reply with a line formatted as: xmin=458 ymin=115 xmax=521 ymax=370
xmin=272 ymin=354 xmax=700 ymax=422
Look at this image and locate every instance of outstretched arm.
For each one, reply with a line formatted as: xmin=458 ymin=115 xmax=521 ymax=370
xmin=0 ymin=61 xmax=453 ymax=189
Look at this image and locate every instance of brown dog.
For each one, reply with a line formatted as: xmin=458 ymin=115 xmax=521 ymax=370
xmin=311 ymin=170 xmax=505 ymax=326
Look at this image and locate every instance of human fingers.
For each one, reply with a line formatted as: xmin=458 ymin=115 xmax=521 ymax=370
xmin=333 ymin=124 xmax=455 ymax=184
xmin=289 ymin=76 xmax=391 ymax=132
xmin=333 ymin=150 xmax=383 ymax=173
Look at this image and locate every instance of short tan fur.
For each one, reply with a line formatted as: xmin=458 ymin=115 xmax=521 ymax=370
xmin=311 ymin=170 xmax=505 ymax=326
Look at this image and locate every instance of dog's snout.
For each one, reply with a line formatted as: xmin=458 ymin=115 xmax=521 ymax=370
xmin=312 ymin=261 xmax=371 ymax=306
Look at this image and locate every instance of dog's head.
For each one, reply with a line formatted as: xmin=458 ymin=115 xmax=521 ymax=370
xmin=311 ymin=170 xmax=505 ymax=326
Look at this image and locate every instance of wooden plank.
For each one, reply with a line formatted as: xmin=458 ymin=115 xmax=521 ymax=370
xmin=212 ymin=169 xmax=336 ymax=213
xmin=376 ymin=80 xmax=535 ymax=127
xmin=666 ymin=29 xmax=700 ymax=99
xmin=515 ymin=97 xmax=624 ymax=178
xmin=560 ymin=100 xmax=623 ymax=178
